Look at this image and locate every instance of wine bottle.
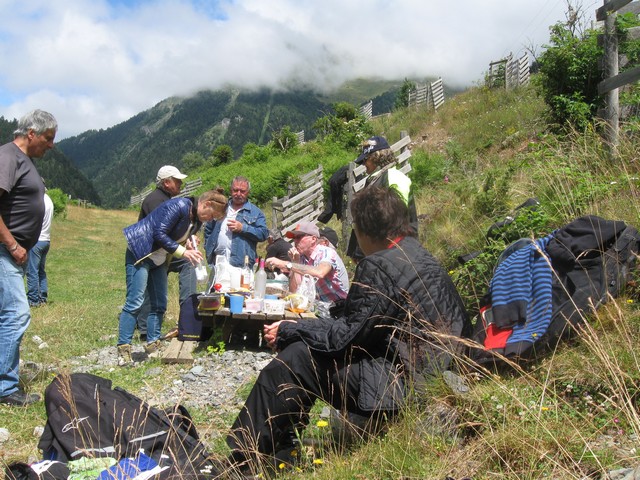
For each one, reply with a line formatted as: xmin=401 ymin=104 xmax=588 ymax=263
xmin=241 ymin=255 xmax=252 ymax=290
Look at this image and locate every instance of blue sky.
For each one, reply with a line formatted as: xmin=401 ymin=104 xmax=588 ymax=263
xmin=0 ymin=0 xmax=596 ymax=139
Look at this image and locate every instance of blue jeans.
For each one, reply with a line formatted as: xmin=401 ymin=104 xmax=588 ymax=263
xmin=26 ymin=240 xmax=50 ymax=306
xmin=0 ymin=246 xmax=30 ymax=397
xmin=118 ymin=249 xmax=168 ymax=345
xmin=136 ymin=256 xmax=196 ymax=335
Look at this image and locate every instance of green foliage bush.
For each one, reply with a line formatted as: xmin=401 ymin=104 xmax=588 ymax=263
xmin=47 ymin=188 xmax=68 ymax=218
xmin=312 ymin=101 xmax=374 ymax=149
xmin=394 ymin=78 xmax=416 ymax=110
xmin=212 ymin=145 xmax=233 ymax=165
xmin=537 ymin=13 xmax=640 ymax=130
xmin=451 ymin=204 xmax=553 ymax=317
xmin=182 ymin=151 xmax=206 ymax=171
xmin=269 ymin=126 xmax=299 ymax=153
xmin=407 ymin=150 xmax=450 ymax=188
xmin=536 ymin=22 xmax=602 ymax=130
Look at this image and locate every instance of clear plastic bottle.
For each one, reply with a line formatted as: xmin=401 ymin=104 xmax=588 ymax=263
xmin=192 ymin=235 xmax=208 ymax=284
xmin=253 ymin=258 xmax=267 ymax=299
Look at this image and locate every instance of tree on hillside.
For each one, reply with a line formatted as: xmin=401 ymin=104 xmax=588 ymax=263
xmin=312 ymin=102 xmax=373 ymax=149
xmin=536 ymin=2 xmax=640 ymax=130
xmin=537 ymin=17 xmax=601 ymax=130
xmin=395 ymin=78 xmax=416 ymax=110
xmin=182 ymin=151 xmax=205 ymax=171
xmin=212 ymin=145 xmax=233 ymax=165
xmin=270 ymin=126 xmax=298 ymax=153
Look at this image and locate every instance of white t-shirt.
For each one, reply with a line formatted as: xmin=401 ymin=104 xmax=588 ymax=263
xmin=214 ymin=206 xmax=238 ymax=260
xmin=38 ymin=193 xmax=54 ymax=242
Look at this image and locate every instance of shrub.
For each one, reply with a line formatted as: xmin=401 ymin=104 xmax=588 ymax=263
xmin=47 ymin=188 xmax=68 ymax=218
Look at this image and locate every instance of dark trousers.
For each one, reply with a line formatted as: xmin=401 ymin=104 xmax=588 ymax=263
xmin=227 ymin=341 xmax=369 ymax=460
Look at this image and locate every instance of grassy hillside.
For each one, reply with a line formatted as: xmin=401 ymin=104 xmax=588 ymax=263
xmin=3 ymin=80 xmax=640 ymax=479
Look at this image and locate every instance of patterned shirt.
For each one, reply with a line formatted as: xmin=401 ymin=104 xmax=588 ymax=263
xmin=300 ymin=244 xmax=349 ymax=303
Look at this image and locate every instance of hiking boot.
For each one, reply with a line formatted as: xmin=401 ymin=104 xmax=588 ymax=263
xmin=0 ymin=390 xmax=40 ymax=406
xmin=144 ymin=339 xmax=163 ymax=357
xmin=117 ymin=344 xmax=133 ymax=366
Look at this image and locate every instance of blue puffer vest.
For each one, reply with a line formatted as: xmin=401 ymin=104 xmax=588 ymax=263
xmin=124 ymin=197 xmax=200 ymax=262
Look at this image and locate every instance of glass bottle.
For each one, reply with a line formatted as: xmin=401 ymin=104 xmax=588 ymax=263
xmin=241 ymin=255 xmax=252 ymax=290
xmin=254 ymin=258 xmax=267 ymax=299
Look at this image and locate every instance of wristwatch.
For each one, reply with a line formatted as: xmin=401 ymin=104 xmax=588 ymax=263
xmin=286 ymin=262 xmax=293 ymax=270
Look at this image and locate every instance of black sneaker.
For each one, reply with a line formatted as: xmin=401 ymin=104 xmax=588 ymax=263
xmin=0 ymin=390 xmax=40 ymax=406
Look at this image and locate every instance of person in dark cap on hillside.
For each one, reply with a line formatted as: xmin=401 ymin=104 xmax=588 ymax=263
xmin=136 ymin=165 xmax=190 ymax=341
xmin=346 ymin=135 xmax=417 ymax=262
xmin=318 ymin=226 xmax=339 ymax=249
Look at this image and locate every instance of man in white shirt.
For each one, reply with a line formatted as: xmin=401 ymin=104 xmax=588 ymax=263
xmin=26 ymin=192 xmax=54 ymax=307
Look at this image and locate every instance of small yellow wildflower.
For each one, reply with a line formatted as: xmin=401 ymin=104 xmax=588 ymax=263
xmin=541 ymin=406 xmax=549 ymax=411
xmin=628 ymin=299 xmax=634 ymax=304
xmin=278 ymin=463 xmax=285 ymax=470
xmin=290 ymin=449 xmax=297 ymax=457
xmin=316 ymin=420 xmax=329 ymax=428
xmin=313 ymin=458 xmax=324 ymax=465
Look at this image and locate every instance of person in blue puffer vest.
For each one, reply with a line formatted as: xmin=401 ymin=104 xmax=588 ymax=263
xmin=204 ymin=176 xmax=269 ymax=269
xmin=117 ymin=188 xmax=227 ymax=365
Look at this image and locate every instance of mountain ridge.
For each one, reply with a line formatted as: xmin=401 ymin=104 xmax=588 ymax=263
xmin=55 ymin=77 xmax=452 ymax=208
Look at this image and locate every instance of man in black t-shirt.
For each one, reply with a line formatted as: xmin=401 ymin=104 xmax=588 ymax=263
xmin=265 ymin=229 xmax=292 ymax=275
xmin=0 ymin=109 xmax=57 ymax=406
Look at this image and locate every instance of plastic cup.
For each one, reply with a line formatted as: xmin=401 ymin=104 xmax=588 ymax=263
xmin=229 ymin=294 xmax=244 ymax=314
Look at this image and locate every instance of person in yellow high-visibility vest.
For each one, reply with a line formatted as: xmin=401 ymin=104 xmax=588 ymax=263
xmin=347 ymin=136 xmax=418 ymax=262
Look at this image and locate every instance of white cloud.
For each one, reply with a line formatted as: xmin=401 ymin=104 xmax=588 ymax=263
xmin=0 ymin=0 xmax=592 ymax=139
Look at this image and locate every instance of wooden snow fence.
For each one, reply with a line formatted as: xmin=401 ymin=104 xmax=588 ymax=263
xmin=271 ymin=165 xmax=325 ymax=236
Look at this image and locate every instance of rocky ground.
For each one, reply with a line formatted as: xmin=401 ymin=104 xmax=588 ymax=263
xmin=62 ymin=338 xmax=275 ymax=415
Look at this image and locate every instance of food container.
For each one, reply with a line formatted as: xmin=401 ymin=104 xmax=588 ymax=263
xmin=263 ymin=299 xmax=286 ymax=315
xmin=265 ymin=279 xmax=289 ymax=297
xmin=244 ymin=298 xmax=263 ymax=313
xmin=197 ymin=293 xmax=223 ymax=311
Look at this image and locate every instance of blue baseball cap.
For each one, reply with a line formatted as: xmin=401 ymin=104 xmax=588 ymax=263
xmin=355 ymin=136 xmax=390 ymax=164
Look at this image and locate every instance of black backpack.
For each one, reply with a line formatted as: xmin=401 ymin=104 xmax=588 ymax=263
xmin=472 ymin=216 xmax=640 ymax=367
xmin=37 ymin=373 xmax=213 ymax=479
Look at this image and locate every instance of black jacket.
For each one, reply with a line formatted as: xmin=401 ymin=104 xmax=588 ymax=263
xmin=138 ymin=187 xmax=172 ymax=220
xmin=277 ymin=236 xmax=468 ymax=411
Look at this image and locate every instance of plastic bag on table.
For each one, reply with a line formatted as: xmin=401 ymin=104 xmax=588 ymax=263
xmin=296 ymin=274 xmax=317 ymax=312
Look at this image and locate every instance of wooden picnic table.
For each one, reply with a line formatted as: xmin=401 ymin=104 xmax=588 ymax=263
xmin=199 ymin=307 xmax=316 ymax=345
xmin=161 ymin=307 xmax=316 ymax=364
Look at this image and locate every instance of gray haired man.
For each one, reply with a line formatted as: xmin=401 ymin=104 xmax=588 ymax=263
xmin=0 ymin=109 xmax=57 ymax=406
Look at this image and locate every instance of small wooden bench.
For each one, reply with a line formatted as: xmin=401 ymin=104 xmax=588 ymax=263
xmin=161 ymin=339 xmax=198 ymax=364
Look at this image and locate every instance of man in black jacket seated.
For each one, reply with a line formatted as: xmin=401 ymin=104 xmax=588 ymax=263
xmin=226 ymin=186 xmax=468 ymax=471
